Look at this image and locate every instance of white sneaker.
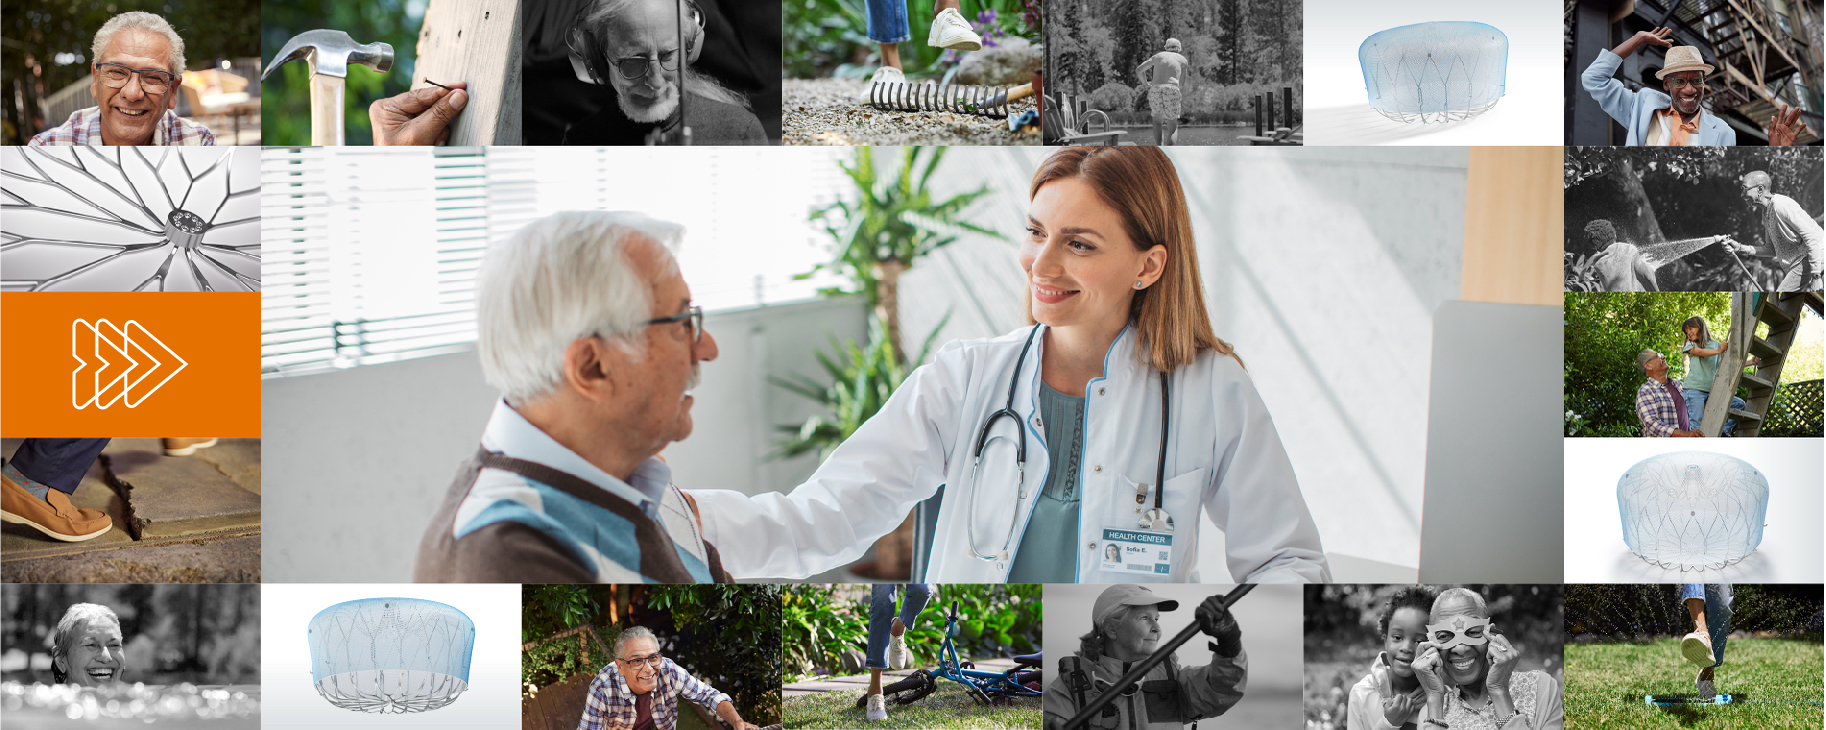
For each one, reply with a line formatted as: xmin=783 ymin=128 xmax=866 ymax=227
xmin=866 ymin=693 xmax=888 ymax=722
xmin=1695 ymin=668 xmax=1715 ymax=699
xmin=860 ymin=66 xmax=905 ymax=103
xmin=927 ymin=8 xmax=983 ymax=51
xmin=887 ymin=630 xmax=910 ymax=669
xmin=1681 ymin=631 xmax=1714 ymax=667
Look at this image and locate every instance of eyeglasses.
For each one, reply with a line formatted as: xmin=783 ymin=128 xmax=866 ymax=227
xmin=1664 ymin=77 xmax=1705 ymax=90
xmin=612 ymin=49 xmax=681 ymax=81
xmin=617 ymin=652 xmax=664 ymax=668
xmin=646 ymin=304 xmax=703 ymax=343
xmin=95 ymin=62 xmax=177 ymax=94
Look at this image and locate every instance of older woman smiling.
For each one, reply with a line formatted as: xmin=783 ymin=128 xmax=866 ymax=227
xmin=50 ymin=603 xmax=126 ymax=687
xmin=1410 ymin=588 xmax=1563 ymax=730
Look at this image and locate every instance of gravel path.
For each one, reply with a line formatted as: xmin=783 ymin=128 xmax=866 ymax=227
xmin=784 ymin=78 xmax=1038 ymax=146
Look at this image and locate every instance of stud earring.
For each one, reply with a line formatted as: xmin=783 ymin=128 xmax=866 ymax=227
xmin=1134 ymin=281 xmax=1144 ymax=288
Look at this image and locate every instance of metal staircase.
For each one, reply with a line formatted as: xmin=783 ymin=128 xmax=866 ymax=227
xmin=1701 ymin=291 xmax=1824 ymax=436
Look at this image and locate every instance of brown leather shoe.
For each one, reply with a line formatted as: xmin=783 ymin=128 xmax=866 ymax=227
xmin=1 ymin=474 xmax=112 ymax=542
xmin=163 ymin=438 xmax=217 ymax=456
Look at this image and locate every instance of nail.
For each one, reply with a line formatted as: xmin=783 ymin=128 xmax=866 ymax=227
xmin=450 ymin=90 xmax=468 ymax=110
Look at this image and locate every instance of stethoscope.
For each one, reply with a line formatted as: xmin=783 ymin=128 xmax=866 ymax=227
xmin=966 ymin=325 xmax=1174 ymax=563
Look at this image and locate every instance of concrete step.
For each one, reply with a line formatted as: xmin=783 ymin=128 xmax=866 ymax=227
xmin=1 ymin=532 xmax=260 ymax=582
xmin=2 ymin=438 xmax=260 ymax=577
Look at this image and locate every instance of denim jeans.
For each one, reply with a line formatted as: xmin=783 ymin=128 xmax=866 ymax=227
xmin=1680 ymin=583 xmax=1732 ymax=668
xmin=7 ymin=438 xmax=111 ymax=495
xmin=1681 ymin=389 xmax=1745 ymax=436
xmin=866 ymin=584 xmax=932 ymax=670
xmin=863 ymin=0 xmax=912 ymax=44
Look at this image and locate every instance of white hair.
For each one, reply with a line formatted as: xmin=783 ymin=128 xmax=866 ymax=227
xmin=51 ymin=603 xmax=121 ymax=683
xmin=476 ymin=211 xmax=683 ymax=405
xmin=1164 ymin=38 xmax=1182 ymax=52
xmin=92 ymin=12 xmax=187 ymax=75
xmin=1431 ymin=587 xmax=1489 ymax=620
xmin=613 ymin=625 xmax=659 ymax=657
xmin=583 ymin=0 xmax=753 ymax=110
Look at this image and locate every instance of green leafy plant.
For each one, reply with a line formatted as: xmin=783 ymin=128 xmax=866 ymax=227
xmin=783 ymin=584 xmax=1041 ymax=683
xmin=523 ymin=584 xmax=601 ymax=644
xmin=782 ymin=585 xmax=871 ymax=681
xmin=771 ymin=313 xmax=949 ymax=461
xmin=640 ymin=585 xmax=785 ymax=726
xmin=803 ymin=146 xmax=1000 ymax=363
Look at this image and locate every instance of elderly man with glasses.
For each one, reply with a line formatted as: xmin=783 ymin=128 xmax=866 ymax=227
xmin=1716 ymin=170 xmax=1825 ymax=292
xmin=29 ymin=12 xmax=214 ymax=146
xmin=1582 ymin=27 xmax=1810 ymax=146
xmin=1635 ymin=350 xmax=1706 ymax=438
xmin=580 ymin=626 xmax=759 ymax=730
xmin=415 ymin=211 xmax=726 ymax=584
xmin=560 ymin=0 xmax=768 ymax=144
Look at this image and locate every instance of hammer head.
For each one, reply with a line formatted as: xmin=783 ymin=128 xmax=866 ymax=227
xmin=262 ymin=29 xmax=393 ymax=81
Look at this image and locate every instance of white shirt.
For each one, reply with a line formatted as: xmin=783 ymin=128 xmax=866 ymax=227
xmin=690 ymin=325 xmax=1330 ymax=583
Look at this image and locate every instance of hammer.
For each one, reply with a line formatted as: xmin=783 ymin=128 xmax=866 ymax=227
xmin=262 ymin=29 xmax=394 ymax=145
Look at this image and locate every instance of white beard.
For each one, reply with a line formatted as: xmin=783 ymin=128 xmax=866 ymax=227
xmin=618 ymin=83 xmax=680 ymax=124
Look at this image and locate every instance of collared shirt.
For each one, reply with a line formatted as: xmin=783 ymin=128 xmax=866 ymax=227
xmin=1580 ymin=50 xmax=1736 ymax=145
xmin=1761 ymin=194 xmax=1825 ymax=281
xmin=28 ymin=106 xmax=216 ymax=146
xmin=1644 ymin=108 xmax=1700 ymax=146
xmin=1347 ymin=652 xmax=1430 ymax=730
xmin=578 ymin=657 xmax=731 ymax=730
xmin=1438 ymin=670 xmax=1563 ymax=730
xmin=417 ymin=399 xmax=716 ymax=583
xmin=1636 ymin=377 xmax=1690 ymax=437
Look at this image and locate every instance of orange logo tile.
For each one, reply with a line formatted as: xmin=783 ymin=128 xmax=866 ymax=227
xmin=2 ymin=292 xmax=258 ymax=437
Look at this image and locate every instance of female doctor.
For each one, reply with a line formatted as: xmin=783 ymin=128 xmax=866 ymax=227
xmin=691 ymin=146 xmax=1329 ymax=583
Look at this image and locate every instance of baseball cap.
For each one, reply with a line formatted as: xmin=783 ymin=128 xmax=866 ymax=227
xmin=1093 ymin=585 xmax=1178 ymax=626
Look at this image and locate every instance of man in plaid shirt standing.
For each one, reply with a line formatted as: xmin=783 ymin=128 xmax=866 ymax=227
xmin=29 ymin=12 xmax=215 ymax=146
xmin=579 ymin=626 xmax=759 ymax=730
xmin=1635 ymin=350 xmax=1704 ymax=437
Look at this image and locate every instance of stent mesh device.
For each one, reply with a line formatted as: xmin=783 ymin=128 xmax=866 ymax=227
xmin=308 ymin=598 xmax=476 ymax=713
xmin=1359 ymin=21 xmax=1508 ymax=123
xmin=1617 ymin=451 xmax=1769 ymax=572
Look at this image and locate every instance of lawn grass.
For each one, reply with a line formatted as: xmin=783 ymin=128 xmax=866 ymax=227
xmin=1566 ymin=637 xmax=1823 ymax=730
xmin=782 ymin=681 xmax=1041 ymax=729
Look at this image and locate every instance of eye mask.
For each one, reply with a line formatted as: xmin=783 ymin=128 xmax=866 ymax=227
xmin=1426 ymin=615 xmax=1491 ymax=651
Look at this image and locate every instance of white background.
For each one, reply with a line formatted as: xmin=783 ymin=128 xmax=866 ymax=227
xmin=1303 ymin=0 xmax=1565 ymax=145
xmin=259 ymin=584 xmax=522 ymax=730
xmin=1563 ymin=438 xmax=1824 ymax=582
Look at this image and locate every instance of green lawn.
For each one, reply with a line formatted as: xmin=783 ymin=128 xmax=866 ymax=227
xmin=1566 ymin=637 xmax=1823 ymax=730
xmin=783 ymin=681 xmax=1041 ymax=729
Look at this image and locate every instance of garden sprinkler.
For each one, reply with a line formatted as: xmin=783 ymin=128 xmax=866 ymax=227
xmin=1646 ymin=694 xmax=1734 ymax=705
xmin=1061 ymin=585 xmax=1255 ymax=730
xmin=867 ymin=82 xmax=1028 ymax=118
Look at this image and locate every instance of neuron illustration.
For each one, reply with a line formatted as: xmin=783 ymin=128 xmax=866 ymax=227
xmin=307 ymin=598 xmax=475 ymax=713
xmin=1617 ymin=451 xmax=1769 ymax=571
xmin=1359 ymin=22 xmax=1508 ymax=123
xmin=1 ymin=146 xmax=259 ymax=292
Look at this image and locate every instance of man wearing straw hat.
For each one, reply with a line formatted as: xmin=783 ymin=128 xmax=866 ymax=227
xmin=1044 ymin=585 xmax=1246 ymax=730
xmin=1582 ymin=27 xmax=1811 ymax=146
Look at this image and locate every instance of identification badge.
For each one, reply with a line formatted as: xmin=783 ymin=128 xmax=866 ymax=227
xmin=1100 ymin=527 xmax=1173 ymax=574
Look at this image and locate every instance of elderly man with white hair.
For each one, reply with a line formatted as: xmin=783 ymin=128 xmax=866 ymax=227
xmin=579 ymin=626 xmax=760 ymax=730
xmin=1135 ymin=38 xmax=1190 ymax=146
xmin=1719 ymin=170 xmax=1824 ymax=292
xmin=30 ymin=12 xmax=215 ymax=146
xmin=561 ymin=0 xmax=769 ymax=144
xmin=413 ymin=210 xmax=725 ymax=583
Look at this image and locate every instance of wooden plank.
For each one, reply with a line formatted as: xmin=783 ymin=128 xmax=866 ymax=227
xmin=1460 ymin=147 xmax=1561 ymax=306
xmin=414 ymin=0 xmax=523 ymax=145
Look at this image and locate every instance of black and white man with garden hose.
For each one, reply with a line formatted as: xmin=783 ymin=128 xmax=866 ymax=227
xmin=1046 ymin=584 xmax=1251 ymax=730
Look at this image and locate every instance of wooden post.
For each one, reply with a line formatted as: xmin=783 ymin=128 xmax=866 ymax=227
xmin=1253 ymin=94 xmax=1263 ymax=136
xmin=1281 ymin=86 xmax=1293 ymax=128
xmin=1699 ymin=293 xmax=1752 ymax=436
xmin=1460 ymin=147 xmax=1562 ymax=305
xmin=415 ymin=0 xmax=523 ymax=145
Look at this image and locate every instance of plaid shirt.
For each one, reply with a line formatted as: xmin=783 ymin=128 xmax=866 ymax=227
xmin=1635 ymin=377 xmax=1687 ymax=437
xmin=578 ymin=657 xmax=731 ymax=730
xmin=28 ymin=106 xmax=215 ymax=146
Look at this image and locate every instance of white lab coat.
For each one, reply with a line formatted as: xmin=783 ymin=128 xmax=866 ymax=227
xmin=691 ymin=324 xmax=1330 ymax=583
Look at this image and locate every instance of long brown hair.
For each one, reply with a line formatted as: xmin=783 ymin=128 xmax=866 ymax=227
xmin=1681 ymin=316 xmax=1712 ymax=347
xmin=1027 ymin=147 xmax=1238 ymax=372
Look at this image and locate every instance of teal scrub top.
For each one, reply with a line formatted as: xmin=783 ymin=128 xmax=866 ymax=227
xmin=1007 ymin=381 xmax=1085 ymax=583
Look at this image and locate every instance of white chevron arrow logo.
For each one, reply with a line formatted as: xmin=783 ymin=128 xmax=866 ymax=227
xmin=71 ymin=319 xmax=187 ymax=409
